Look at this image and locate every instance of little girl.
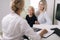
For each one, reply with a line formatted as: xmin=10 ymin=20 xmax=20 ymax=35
xmin=26 ymin=6 xmax=38 ymax=27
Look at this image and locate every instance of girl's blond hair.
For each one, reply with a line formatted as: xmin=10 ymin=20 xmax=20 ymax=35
xmin=28 ymin=6 xmax=35 ymax=15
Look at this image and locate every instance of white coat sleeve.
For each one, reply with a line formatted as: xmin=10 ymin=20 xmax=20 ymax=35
xmin=21 ymin=20 xmax=41 ymax=40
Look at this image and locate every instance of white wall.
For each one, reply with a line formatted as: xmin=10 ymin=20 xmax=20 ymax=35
xmin=30 ymin=0 xmax=40 ymax=11
xmin=54 ymin=0 xmax=60 ymax=25
xmin=0 ymin=0 xmax=11 ymax=32
xmin=46 ymin=0 xmax=54 ymax=21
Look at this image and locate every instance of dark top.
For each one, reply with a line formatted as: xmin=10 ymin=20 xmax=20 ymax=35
xmin=26 ymin=15 xmax=37 ymax=27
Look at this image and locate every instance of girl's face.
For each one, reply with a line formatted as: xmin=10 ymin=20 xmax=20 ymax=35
xmin=28 ymin=7 xmax=34 ymax=15
xmin=39 ymin=2 xmax=44 ymax=10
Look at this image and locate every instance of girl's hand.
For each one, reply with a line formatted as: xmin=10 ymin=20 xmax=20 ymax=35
xmin=35 ymin=21 xmax=39 ymax=24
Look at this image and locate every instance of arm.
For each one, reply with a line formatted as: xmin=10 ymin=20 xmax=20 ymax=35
xmin=34 ymin=15 xmax=39 ymax=24
xmin=22 ymin=20 xmax=41 ymax=40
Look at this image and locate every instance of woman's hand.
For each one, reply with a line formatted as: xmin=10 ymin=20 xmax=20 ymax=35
xmin=35 ymin=21 xmax=39 ymax=24
xmin=40 ymin=29 xmax=48 ymax=38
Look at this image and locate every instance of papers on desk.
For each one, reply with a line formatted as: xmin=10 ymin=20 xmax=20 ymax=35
xmin=43 ymin=30 xmax=54 ymax=37
xmin=37 ymin=29 xmax=54 ymax=37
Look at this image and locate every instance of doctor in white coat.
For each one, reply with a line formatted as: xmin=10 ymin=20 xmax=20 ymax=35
xmin=36 ymin=0 xmax=52 ymax=25
xmin=1 ymin=0 xmax=48 ymax=40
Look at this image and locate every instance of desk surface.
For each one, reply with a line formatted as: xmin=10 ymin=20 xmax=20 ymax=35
xmin=33 ymin=24 xmax=60 ymax=29
xmin=33 ymin=24 xmax=60 ymax=40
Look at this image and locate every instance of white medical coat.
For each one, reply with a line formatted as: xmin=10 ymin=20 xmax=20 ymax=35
xmin=38 ymin=12 xmax=52 ymax=25
xmin=1 ymin=13 xmax=41 ymax=40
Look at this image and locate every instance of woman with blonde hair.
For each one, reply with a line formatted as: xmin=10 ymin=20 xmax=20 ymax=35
xmin=36 ymin=0 xmax=52 ymax=25
xmin=1 ymin=0 xmax=48 ymax=40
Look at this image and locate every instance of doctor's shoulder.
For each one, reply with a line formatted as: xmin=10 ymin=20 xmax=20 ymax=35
xmin=2 ymin=14 xmax=11 ymax=22
xmin=19 ymin=17 xmax=28 ymax=25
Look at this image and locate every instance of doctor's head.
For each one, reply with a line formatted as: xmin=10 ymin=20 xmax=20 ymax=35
xmin=11 ymin=0 xmax=24 ymax=15
xmin=38 ymin=0 xmax=47 ymax=11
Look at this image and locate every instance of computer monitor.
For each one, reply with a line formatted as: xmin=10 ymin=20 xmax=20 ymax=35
xmin=56 ymin=4 xmax=60 ymax=21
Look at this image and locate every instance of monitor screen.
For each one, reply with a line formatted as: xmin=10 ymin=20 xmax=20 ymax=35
xmin=56 ymin=4 xmax=60 ymax=21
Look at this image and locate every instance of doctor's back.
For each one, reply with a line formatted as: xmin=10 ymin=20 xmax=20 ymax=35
xmin=1 ymin=0 xmax=41 ymax=40
xmin=2 ymin=12 xmax=41 ymax=40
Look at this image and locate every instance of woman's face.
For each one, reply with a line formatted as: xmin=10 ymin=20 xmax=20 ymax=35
xmin=39 ymin=2 xmax=44 ymax=10
xmin=28 ymin=7 xmax=34 ymax=15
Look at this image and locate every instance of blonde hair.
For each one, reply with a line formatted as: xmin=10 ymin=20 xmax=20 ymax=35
xmin=11 ymin=0 xmax=24 ymax=13
xmin=28 ymin=6 xmax=35 ymax=15
xmin=39 ymin=0 xmax=47 ymax=11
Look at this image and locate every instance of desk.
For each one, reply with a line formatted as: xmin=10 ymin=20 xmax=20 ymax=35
xmin=33 ymin=24 xmax=60 ymax=40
